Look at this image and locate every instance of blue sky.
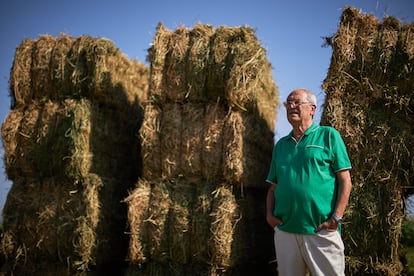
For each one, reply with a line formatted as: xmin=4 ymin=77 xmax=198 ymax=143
xmin=0 ymin=0 xmax=413 ymax=218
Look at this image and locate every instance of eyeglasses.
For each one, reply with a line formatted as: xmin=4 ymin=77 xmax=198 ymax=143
xmin=283 ymin=100 xmax=313 ymax=108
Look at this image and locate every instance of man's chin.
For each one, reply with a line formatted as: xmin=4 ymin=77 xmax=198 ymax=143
xmin=287 ymin=116 xmax=300 ymax=123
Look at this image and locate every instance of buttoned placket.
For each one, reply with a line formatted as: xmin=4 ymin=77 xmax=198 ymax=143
xmin=291 ymin=135 xmax=304 ymax=146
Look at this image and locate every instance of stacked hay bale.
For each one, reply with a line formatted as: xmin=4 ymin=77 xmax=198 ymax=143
xmin=321 ymin=7 xmax=414 ymax=275
xmin=0 ymin=34 xmax=149 ymax=275
xmin=125 ymin=23 xmax=278 ymax=275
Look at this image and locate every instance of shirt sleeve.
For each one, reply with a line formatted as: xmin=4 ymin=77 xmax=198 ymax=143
xmin=330 ymin=128 xmax=352 ymax=172
xmin=266 ymin=144 xmax=278 ymax=184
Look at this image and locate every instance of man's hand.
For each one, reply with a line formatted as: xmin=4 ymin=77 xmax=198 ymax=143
xmin=267 ymin=214 xmax=283 ymax=229
xmin=315 ymin=217 xmax=339 ymax=232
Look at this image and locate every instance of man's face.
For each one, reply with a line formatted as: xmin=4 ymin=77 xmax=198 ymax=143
xmin=285 ymin=90 xmax=316 ymax=125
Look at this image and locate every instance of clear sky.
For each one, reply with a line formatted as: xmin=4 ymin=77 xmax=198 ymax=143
xmin=0 ymin=0 xmax=413 ymax=219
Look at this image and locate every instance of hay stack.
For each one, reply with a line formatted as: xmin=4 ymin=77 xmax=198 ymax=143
xmin=142 ymin=23 xmax=277 ymax=188
xmin=1 ymin=34 xmax=149 ymax=275
xmin=321 ymin=7 xmax=414 ymax=275
xmin=126 ymin=23 xmax=278 ymax=275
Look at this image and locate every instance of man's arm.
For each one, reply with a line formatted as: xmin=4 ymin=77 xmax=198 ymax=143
xmin=316 ymin=169 xmax=352 ymax=232
xmin=266 ymin=183 xmax=282 ymax=228
xmin=333 ymin=169 xmax=352 ymax=219
xmin=266 ymin=183 xmax=276 ymax=217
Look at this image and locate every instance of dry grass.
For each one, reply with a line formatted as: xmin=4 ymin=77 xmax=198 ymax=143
xmin=147 ymin=23 xmax=278 ymax=131
xmin=9 ymin=33 xmax=149 ymax=109
xmin=126 ymin=23 xmax=278 ymax=275
xmin=1 ymin=34 xmax=149 ymax=275
xmin=2 ymin=24 xmax=278 ymax=275
xmin=321 ymin=7 xmax=414 ymax=275
xmin=139 ymin=102 xmax=273 ymax=188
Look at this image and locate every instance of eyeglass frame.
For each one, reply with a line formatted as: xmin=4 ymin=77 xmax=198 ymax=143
xmin=283 ymin=100 xmax=314 ymax=108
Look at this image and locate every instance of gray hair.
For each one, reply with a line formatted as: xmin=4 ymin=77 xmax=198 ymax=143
xmin=290 ymin=88 xmax=317 ymax=107
xmin=306 ymin=90 xmax=317 ymax=107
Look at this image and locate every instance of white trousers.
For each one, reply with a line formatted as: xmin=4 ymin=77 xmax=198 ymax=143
xmin=274 ymin=227 xmax=345 ymax=276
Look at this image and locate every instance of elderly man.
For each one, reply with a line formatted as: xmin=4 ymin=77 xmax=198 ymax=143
xmin=266 ymin=88 xmax=352 ymax=276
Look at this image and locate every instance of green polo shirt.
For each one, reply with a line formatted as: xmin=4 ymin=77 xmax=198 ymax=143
xmin=266 ymin=123 xmax=351 ymax=234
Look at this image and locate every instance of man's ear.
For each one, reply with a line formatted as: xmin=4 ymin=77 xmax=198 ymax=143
xmin=310 ymin=105 xmax=317 ymax=115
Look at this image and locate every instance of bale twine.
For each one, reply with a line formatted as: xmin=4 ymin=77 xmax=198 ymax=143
xmin=321 ymin=7 xmax=414 ymax=275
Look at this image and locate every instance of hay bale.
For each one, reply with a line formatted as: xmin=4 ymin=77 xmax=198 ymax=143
xmin=124 ymin=179 xmax=151 ymax=264
xmin=147 ymin=23 xmax=278 ymax=130
xmin=160 ymin=103 xmax=182 ymax=178
xmin=9 ymin=38 xmax=36 ymax=106
xmin=190 ymin=182 xmax=215 ymax=263
xmin=202 ymin=103 xmax=227 ymax=181
xmin=221 ymin=27 xmax=276 ymax=121
xmin=147 ymin=23 xmax=171 ymax=102
xmin=1 ymin=100 xmax=79 ymax=180
xmin=0 ymin=178 xmax=62 ymax=273
xmin=166 ymin=179 xmax=195 ymax=264
xmin=1 ymin=175 xmax=103 ymax=274
xmin=321 ymin=7 xmax=414 ymax=275
xmin=125 ymin=180 xmax=274 ymax=274
xmin=181 ymin=104 xmax=204 ymax=180
xmin=32 ymin=35 xmax=57 ymax=98
xmin=9 ymin=33 xmax=149 ymax=109
xmin=142 ymin=103 xmax=210 ymax=180
xmin=163 ymin=26 xmax=191 ymax=102
xmin=205 ymin=26 xmax=236 ymax=100
xmin=140 ymin=104 xmax=162 ymax=179
xmin=1 ymin=33 xmax=148 ymax=275
xmin=126 ymin=178 xmax=197 ymax=264
xmin=50 ymin=33 xmax=74 ymax=94
xmin=223 ymin=110 xmax=274 ymax=188
xmin=2 ymin=98 xmax=142 ymax=182
xmin=209 ymin=25 xmax=278 ymax=130
xmin=186 ymin=24 xmax=214 ymax=101
xmin=139 ymin=101 xmax=273 ymax=188
xmin=140 ymin=103 xmax=273 ymax=188
xmin=140 ymin=179 xmax=171 ymax=262
xmin=208 ymin=184 xmax=273 ymax=270
xmin=1 ymin=174 xmax=133 ymax=275
xmin=148 ymin=23 xmax=214 ymax=104
xmin=209 ymin=184 xmax=240 ymax=267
